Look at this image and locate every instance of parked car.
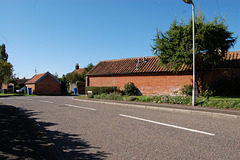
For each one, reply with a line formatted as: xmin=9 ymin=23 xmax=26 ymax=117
xmin=16 ymin=87 xmax=25 ymax=93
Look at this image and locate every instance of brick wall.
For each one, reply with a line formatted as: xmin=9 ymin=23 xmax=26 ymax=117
xmin=35 ymin=74 xmax=61 ymax=95
xmin=199 ymin=68 xmax=240 ymax=83
xmin=26 ymin=84 xmax=35 ymax=94
xmin=88 ymin=73 xmax=193 ymax=96
xmin=87 ymin=67 xmax=240 ymax=96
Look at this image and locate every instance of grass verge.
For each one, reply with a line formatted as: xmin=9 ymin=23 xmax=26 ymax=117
xmin=79 ymin=93 xmax=240 ymax=109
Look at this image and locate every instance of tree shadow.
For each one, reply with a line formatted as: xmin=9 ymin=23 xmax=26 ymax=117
xmin=0 ymin=105 xmax=110 ymax=160
xmin=0 ymin=105 xmax=56 ymax=159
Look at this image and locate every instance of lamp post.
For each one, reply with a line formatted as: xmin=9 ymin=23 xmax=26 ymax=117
xmin=182 ymin=0 xmax=196 ymax=106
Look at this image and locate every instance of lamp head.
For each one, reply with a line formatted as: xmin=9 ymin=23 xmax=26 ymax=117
xmin=182 ymin=0 xmax=193 ymax=4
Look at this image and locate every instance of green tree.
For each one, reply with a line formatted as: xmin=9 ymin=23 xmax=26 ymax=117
xmin=82 ymin=63 xmax=94 ymax=80
xmin=152 ymin=9 xmax=237 ymax=71
xmin=0 ymin=44 xmax=8 ymax=61
xmin=58 ymin=74 xmax=68 ymax=94
xmin=0 ymin=60 xmax=13 ymax=85
xmin=65 ymin=72 xmax=84 ymax=83
xmin=66 ymin=63 xmax=94 ymax=84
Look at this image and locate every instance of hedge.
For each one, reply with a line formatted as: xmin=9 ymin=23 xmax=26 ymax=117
xmin=85 ymin=86 xmax=118 ymax=95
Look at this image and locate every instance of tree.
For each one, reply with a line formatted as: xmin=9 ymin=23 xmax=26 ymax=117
xmin=65 ymin=63 xmax=94 ymax=84
xmin=0 ymin=44 xmax=8 ymax=61
xmin=65 ymin=72 xmax=84 ymax=83
xmin=58 ymin=74 xmax=68 ymax=94
xmin=0 ymin=44 xmax=12 ymax=86
xmin=0 ymin=60 xmax=13 ymax=85
xmin=152 ymin=9 xmax=237 ymax=71
xmin=82 ymin=63 xmax=94 ymax=80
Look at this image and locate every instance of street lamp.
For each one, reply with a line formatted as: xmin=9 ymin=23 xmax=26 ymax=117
xmin=182 ymin=0 xmax=196 ymax=106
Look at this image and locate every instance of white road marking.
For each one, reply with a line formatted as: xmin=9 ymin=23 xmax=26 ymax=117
xmin=119 ymin=114 xmax=215 ymax=136
xmin=15 ymin=97 xmax=23 ymax=99
xmin=2 ymin=98 xmax=15 ymax=100
xmin=39 ymin=100 xmax=54 ymax=104
xmin=15 ymin=97 xmax=33 ymax=100
xmin=25 ymin=98 xmax=33 ymax=101
xmin=65 ymin=104 xmax=96 ymax=111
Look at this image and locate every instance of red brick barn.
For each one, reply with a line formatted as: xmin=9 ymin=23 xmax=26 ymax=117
xmin=86 ymin=56 xmax=193 ymax=96
xmin=86 ymin=52 xmax=240 ymax=96
xmin=26 ymin=72 xmax=61 ymax=95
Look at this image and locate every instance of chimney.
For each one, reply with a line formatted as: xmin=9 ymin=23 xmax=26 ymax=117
xmin=75 ymin=63 xmax=79 ymax=70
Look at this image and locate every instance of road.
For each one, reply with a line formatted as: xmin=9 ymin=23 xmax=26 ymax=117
xmin=1 ymin=96 xmax=240 ymax=159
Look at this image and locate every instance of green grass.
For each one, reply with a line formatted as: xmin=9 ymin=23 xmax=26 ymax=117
xmin=76 ymin=95 xmax=87 ymax=98
xmin=208 ymin=96 xmax=240 ymax=101
xmin=83 ymin=93 xmax=240 ymax=109
xmin=0 ymin=93 xmax=24 ymax=96
xmin=0 ymin=93 xmax=36 ymax=96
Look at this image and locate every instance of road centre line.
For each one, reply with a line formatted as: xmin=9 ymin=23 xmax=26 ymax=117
xmin=65 ymin=104 xmax=96 ymax=111
xmin=24 ymin=98 xmax=33 ymax=101
xmin=2 ymin=98 xmax=15 ymax=100
xmin=119 ymin=114 xmax=215 ymax=136
xmin=39 ymin=100 xmax=54 ymax=104
xmin=14 ymin=97 xmax=33 ymax=100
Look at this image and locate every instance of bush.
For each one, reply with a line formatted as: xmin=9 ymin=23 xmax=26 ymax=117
xmin=128 ymin=96 xmax=137 ymax=101
xmin=181 ymin=85 xmax=192 ymax=96
xmin=87 ymin=94 xmax=94 ymax=98
xmin=0 ymin=89 xmax=7 ymax=94
xmin=86 ymin=86 xmax=118 ymax=95
xmin=108 ymin=92 xmax=123 ymax=100
xmin=123 ymin=82 xmax=139 ymax=96
xmin=93 ymin=92 xmax=123 ymax=100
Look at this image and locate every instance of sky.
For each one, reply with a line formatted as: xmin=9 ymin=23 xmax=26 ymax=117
xmin=1 ymin=0 xmax=239 ymax=79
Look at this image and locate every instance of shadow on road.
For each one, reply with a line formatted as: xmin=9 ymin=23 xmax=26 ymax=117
xmin=0 ymin=104 xmax=110 ymax=160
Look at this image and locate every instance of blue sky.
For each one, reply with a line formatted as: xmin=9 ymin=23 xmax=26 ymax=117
xmin=1 ymin=0 xmax=239 ymax=78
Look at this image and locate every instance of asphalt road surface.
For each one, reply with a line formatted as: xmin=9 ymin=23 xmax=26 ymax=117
xmin=1 ymin=96 xmax=240 ymax=160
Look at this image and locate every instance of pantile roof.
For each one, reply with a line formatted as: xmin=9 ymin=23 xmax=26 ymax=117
xmin=26 ymin=72 xmax=61 ymax=84
xmin=73 ymin=68 xmax=85 ymax=74
xmin=26 ymin=72 xmax=46 ymax=84
xmin=87 ymin=51 xmax=240 ymax=76
xmin=87 ymin=56 xmax=191 ymax=76
xmin=14 ymin=78 xmax=30 ymax=84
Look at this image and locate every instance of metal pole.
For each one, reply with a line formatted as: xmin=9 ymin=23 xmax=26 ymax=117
xmin=192 ymin=3 xmax=196 ymax=106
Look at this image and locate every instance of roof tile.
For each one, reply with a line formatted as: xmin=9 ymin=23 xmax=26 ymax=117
xmin=26 ymin=72 xmax=46 ymax=84
xmin=87 ymin=52 xmax=240 ymax=76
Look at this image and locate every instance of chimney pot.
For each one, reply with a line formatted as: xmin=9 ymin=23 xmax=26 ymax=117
xmin=75 ymin=63 xmax=79 ymax=70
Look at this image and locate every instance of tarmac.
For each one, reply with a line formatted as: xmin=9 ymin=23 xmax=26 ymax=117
xmin=1 ymin=97 xmax=240 ymax=159
xmin=0 ymin=104 xmax=58 ymax=160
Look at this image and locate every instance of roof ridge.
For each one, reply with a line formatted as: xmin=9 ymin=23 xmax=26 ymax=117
xmin=99 ymin=56 xmax=158 ymax=63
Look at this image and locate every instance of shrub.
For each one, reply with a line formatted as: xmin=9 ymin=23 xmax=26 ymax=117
xmin=123 ymin=82 xmax=139 ymax=96
xmin=181 ymin=85 xmax=192 ymax=96
xmin=87 ymin=94 xmax=94 ymax=98
xmin=128 ymin=96 xmax=137 ymax=101
xmin=199 ymin=82 xmax=214 ymax=99
xmin=86 ymin=86 xmax=118 ymax=95
xmin=92 ymin=92 xmax=123 ymax=100
xmin=108 ymin=92 xmax=123 ymax=100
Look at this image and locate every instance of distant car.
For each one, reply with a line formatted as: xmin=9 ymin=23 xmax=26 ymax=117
xmin=16 ymin=87 xmax=25 ymax=93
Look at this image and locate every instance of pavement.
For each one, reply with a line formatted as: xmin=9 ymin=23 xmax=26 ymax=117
xmin=73 ymin=97 xmax=240 ymax=119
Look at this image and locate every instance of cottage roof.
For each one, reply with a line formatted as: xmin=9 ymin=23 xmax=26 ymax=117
xmin=87 ymin=51 xmax=240 ymax=76
xmin=14 ymin=78 xmax=30 ymax=84
xmin=73 ymin=68 xmax=85 ymax=74
xmin=26 ymin=72 xmax=61 ymax=84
